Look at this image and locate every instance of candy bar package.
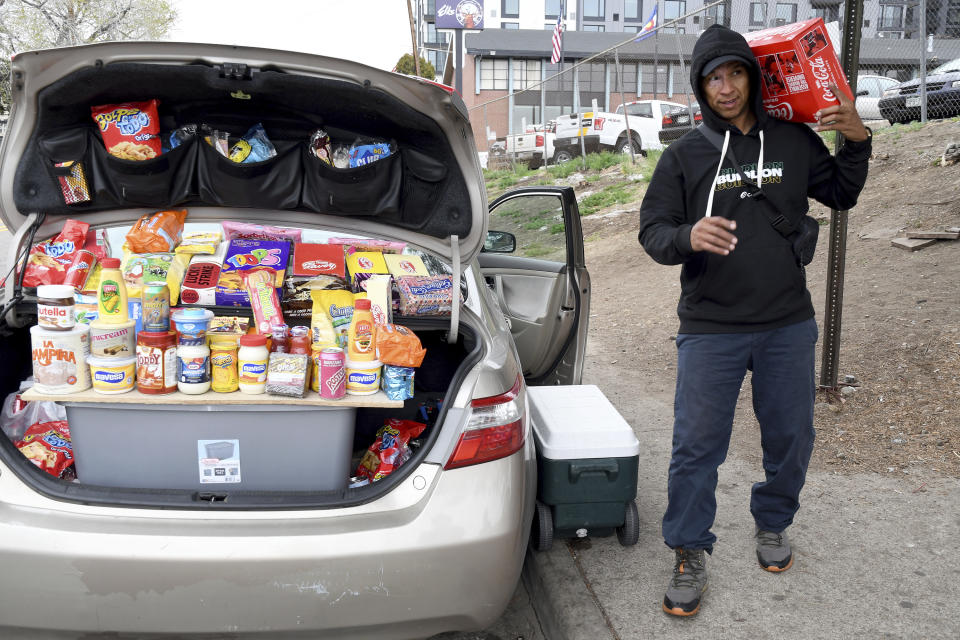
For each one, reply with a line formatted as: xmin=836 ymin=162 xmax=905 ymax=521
xmin=215 ymin=239 xmax=290 ymax=306
xmin=357 ymin=274 xmax=392 ymax=326
xmin=282 ymin=275 xmax=348 ymax=323
xmin=180 ymin=243 xmax=228 ymax=306
xmin=175 ymin=230 xmax=222 ymax=255
xmin=346 ymin=251 xmax=389 ymax=291
xmin=53 ymin=160 xmax=91 ymax=205
xmin=265 ymin=353 xmax=309 ymax=398
xmin=244 ymin=268 xmax=286 ymax=335
xmin=384 ymin=254 xmax=429 ymax=278
xmin=291 ymin=243 xmax=346 ymax=278
xmin=396 ymin=275 xmax=460 ymax=316
xmin=328 ymin=237 xmax=406 ymax=255
xmin=222 ymin=221 xmax=302 ymax=244
xmin=743 ymin=18 xmax=853 ymax=123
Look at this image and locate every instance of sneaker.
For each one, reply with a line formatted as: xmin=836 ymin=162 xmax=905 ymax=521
xmin=662 ymin=548 xmax=708 ymax=616
xmin=756 ymin=529 xmax=793 ymax=572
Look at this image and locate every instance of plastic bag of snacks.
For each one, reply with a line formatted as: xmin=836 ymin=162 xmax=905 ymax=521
xmin=125 ymin=209 xmax=187 ymax=254
xmin=376 ymin=324 xmax=426 ymax=368
xmin=228 ymin=123 xmax=277 ymax=164
xmin=15 ymin=421 xmax=74 ymax=479
xmin=1 ymin=388 xmax=67 ymax=442
xmin=90 ymin=99 xmax=162 ymax=160
xmin=347 ymin=137 xmax=393 ymax=168
xmin=355 ymin=419 xmax=426 ymax=483
xmin=221 ymin=221 xmax=302 ymax=244
xmin=174 ymin=230 xmax=222 ymax=255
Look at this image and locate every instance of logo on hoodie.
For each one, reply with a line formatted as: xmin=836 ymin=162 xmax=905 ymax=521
xmin=714 ymin=162 xmax=784 ymax=190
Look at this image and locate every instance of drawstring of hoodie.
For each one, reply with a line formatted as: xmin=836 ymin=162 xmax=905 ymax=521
xmin=705 ymin=129 xmax=765 ymax=217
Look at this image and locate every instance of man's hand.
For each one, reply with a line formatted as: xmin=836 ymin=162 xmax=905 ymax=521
xmin=690 ymin=217 xmax=737 ymax=255
xmin=814 ymin=83 xmax=870 ymax=142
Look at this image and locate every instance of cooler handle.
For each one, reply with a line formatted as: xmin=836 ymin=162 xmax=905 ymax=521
xmin=569 ymin=459 xmax=619 ymax=482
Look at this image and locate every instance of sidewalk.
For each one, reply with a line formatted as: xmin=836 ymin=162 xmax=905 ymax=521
xmin=522 ymin=384 xmax=960 ymax=640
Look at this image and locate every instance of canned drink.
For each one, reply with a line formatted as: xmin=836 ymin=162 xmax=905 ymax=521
xmin=318 ymin=347 xmax=346 ymax=399
xmin=142 ymin=283 xmax=171 ymax=331
xmin=63 ymin=249 xmax=96 ymax=290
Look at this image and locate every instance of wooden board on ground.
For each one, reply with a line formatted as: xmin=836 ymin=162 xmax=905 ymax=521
xmin=891 ymin=237 xmax=938 ymax=251
xmin=905 ymin=230 xmax=960 ymax=240
xmin=21 ymin=387 xmax=403 ymax=408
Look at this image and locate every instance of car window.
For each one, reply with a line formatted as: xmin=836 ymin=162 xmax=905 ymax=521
xmin=858 ymin=77 xmax=879 ymax=97
xmin=930 ymin=58 xmax=960 ymax=74
xmin=877 ymin=77 xmax=899 ymax=91
xmin=627 ymin=103 xmax=654 ymax=118
xmin=660 ymin=104 xmax=676 ymax=116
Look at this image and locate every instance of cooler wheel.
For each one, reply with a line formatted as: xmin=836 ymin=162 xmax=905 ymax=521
xmin=532 ymin=500 xmax=554 ymax=552
xmin=616 ymin=500 xmax=639 ymax=546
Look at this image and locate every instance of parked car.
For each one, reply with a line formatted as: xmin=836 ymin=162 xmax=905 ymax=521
xmin=854 ymin=74 xmax=901 ymax=121
xmin=658 ymin=103 xmax=702 ymax=145
xmin=878 ymin=57 xmax=960 ymax=125
xmin=0 ymin=41 xmax=591 ymax=637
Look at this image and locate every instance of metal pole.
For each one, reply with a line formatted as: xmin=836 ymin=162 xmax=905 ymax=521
xmin=920 ymin=0 xmax=928 ymax=123
xmin=455 ymin=29 xmax=463 ymax=95
xmin=819 ymin=0 xmax=864 ymax=391
xmin=653 ymin=31 xmax=659 ymax=99
xmin=614 ymin=50 xmax=636 ymax=163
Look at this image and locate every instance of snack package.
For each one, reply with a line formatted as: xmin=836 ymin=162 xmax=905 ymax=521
xmin=90 ymin=99 xmax=162 ymax=160
xmin=396 ymin=275 xmax=458 ymax=316
xmin=216 ymin=239 xmax=290 ymax=306
xmin=53 ymin=160 xmax=91 ymax=205
xmin=282 ymin=275 xmax=348 ymax=323
xmin=244 ymin=268 xmax=286 ymax=335
xmin=221 ymin=221 xmax=302 ymax=244
xmin=22 ymin=219 xmax=89 ymax=288
xmin=310 ymin=289 xmax=354 ymax=349
xmin=205 ymin=129 xmax=230 ymax=156
xmin=125 ymin=209 xmax=188 ymax=254
xmin=208 ymin=316 xmax=250 ymax=339
xmin=345 ymin=251 xmax=389 ymax=290
xmin=347 ymin=137 xmax=393 ymax=168
xmin=358 ymin=274 xmax=392 ymax=325
xmin=376 ymin=324 xmax=426 ymax=368
xmin=168 ymin=123 xmax=199 ymax=150
xmin=15 ymin=421 xmax=74 ymax=478
xmin=175 ymin=230 xmax=222 ymax=255
xmin=265 ymin=352 xmax=309 ymax=397
xmin=381 ymin=365 xmax=415 ymax=401
xmin=228 ymin=123 xmax=277 ymax=164
xmin=384 ymin=254 xmax=429 ymax=278
xmin=309 ymin=129 xmax=332 ymax=163
xmin=73 ymin=292 xmax=99 ymax=325
xmin=355 ymin=419 xmax=426 ymax=482
xmin=743 ymin=18 xmax=853 ymax=123
xmin=180 ymin=243 xmax=228 ymax=306
xmin=328 ymin=237 xmax=406 ymax=255
xmin=291 ymin=243 xmax=346 ymax=278
xmin=1 ymin=388 xmax=67 ymax=442
xmin=120 ymin=251 xmax=190 ymax=303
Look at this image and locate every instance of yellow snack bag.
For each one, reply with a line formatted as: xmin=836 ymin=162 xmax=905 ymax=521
xmin=174 ymin=231 xmax=222 ymax=255
xmin=311 ymin=289 xmax=354 ymax=349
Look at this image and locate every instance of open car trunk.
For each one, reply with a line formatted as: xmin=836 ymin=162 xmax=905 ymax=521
xmin=0 ymin=43 xmax=494 ymax=510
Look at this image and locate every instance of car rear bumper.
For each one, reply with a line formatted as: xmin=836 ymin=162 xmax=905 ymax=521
xmin=0 ymin=448 xmax=535 ymax=638
xmin=659 ymin=126 xmax=692 ymax=144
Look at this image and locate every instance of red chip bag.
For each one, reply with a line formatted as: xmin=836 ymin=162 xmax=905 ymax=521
xmin=90 ymin=99 xmax=162 ymax=160
xmin=22 ymin=219 xmax=90 ymax=288
xmin=355 ymin=419 xmax=426 ymax=482
xmin=15 ymin=421 xmax=74 ymax=478
xmin=125 ymin=209 xmax=188 ymax=253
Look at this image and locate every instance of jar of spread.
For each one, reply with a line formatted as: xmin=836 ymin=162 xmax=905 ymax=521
xmin=177 ymin=333 xmax=211 ymax=395
xmin=238 ymin=334 xmax=269 ymax=394
xmin=136 ymin=330 xmax=178 ymax=394
xmin=37 ymin=284 xmax=76 ymax=331
xmin=210 ymin=335 xmax=239 ymax=393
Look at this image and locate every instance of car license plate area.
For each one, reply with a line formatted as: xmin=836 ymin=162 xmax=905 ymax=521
xmin=677 ymin=115 xmax=689 ymax=124
xmin=906 ymin=97 xmax=921 ymax=107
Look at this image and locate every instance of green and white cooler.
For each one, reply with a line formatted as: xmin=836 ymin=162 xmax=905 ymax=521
xmin=528 ymin=384 xmax=641 ymax=551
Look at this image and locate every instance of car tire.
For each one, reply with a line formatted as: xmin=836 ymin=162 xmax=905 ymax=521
xmin=532 ymin=500 xmax=554 ymax=552
xmin=618 ymin=136 xmax=645 ymax=157
xmin=616 ymin=500 xmax=640 ymax=546
xmin=553 ymin=149 xmax=575 ymax=164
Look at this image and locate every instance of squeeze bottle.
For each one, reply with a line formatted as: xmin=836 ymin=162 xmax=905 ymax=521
xmin=97 ymin=257 xmax=129 ymax=324
xmin=346 ymin=298 xmax=376 ymax=362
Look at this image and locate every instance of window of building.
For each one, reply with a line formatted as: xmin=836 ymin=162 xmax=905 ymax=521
xmin=775 ymin=3 xmax=797 ymax=23
xmin=544 ymin=62 xmax=575 ymax=91
xmin=624 ymin=0 xmax=641 ymax=20
xmin=584 ymin=0 xmax=605 ymax=20
xmin=880 ymin=4 xmax=904 ymax=29
xmin=425 ymin=0 xmax=436 ymax=18
xmin=948 ymin=3 xmax=960 ymax=36
xmin=704 ymin=2 xmax=727 ymax=27
xmin=750 ymin=2 xmax=766 ymax=25
xmin=545 ymin=0 xmax=563 ymax=19
xmin=480 ymin=59 xmax=509 ymax=90
xmin=671 ymin=63 xmax=692 ymax=95
xmin=513 ymin=60 xmax=542 ymax=90
xmin=426 ymin=22 xmax=448 ymax=44
xmin=513 ymin=105 xmax=542 ymax=133
xmin=545 ymin=104 xmax=573 ymax=125
xmin=662 ymin=25 xmax=686 ymax=33
xmin=427 ymin=50 xmax=446 ymax=76
xmin=641 ymin=63 xmax=669 ymax=94
xmin=612 ymin=62 xmax=639 ymax=93
xmin=812 ymin=5 xmax=840 ymax=22
xmin=577 ymin=63 xmax=606 ymax=94
xmin=502 ymin=22 xmax=520 ymax=28
xmin=623 ymin=25 xmax=641 ymax=32
xmin=502 ymin=0 xmax=520 ymax=19
xmin=583 ymin=24 xmax=606 ymax=31
xmin=664 ymin=0 xmax=685 ymax=21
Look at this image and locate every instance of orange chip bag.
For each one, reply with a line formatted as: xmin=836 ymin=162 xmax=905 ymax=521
xmin=125 ymin=209 xmax=188 ymax=254
xmin=375 ymin=324 xmax=426 ymax=368
xmin=90 ymin=100 xmax=162 ymax=160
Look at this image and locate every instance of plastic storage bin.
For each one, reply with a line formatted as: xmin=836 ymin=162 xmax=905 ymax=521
xmin=528 ymin=385 xmax=641 ymax=550
xmin=64 ymin=403 xmax=355 ymax=491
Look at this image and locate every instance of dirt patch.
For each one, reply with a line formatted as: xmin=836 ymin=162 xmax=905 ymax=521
xmin=493 ymin=119 xmax=960 ymax=479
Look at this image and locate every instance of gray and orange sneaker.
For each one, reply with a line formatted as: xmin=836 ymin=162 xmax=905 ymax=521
xmin=756 ymin=529 xmax=793 ymax=572
xmin=662 ymin=548 xmax=708 ymax=616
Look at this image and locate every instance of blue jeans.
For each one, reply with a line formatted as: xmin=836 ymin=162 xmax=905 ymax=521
xmin=662 ymin=318 xmax=818 ymax=552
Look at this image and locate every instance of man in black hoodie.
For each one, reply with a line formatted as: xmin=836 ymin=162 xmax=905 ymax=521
xmin=638 ymin=24 xmax=870 ymax=616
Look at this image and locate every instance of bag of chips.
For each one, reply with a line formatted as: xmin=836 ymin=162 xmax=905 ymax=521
xmin=125 ymin=209 xmax=187 ymax=254
xmin=90 ymin=100 xmax=162 ymax=160
xmin=376 ymin=324 xmax=426 ymax=368
xmin=22 ymin=219 xmax=90 ymax=288
xmin=355 ymin=419 xmax=426 ymax=482
xmin=15 ymin=421 xmax=74 ymax=479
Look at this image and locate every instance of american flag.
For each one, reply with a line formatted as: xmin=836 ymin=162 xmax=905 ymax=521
xmin=550 ymin=1 xmax=565 ymax=64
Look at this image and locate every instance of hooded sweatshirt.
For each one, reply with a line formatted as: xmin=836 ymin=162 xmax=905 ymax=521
xmin=638 ymin=24 xmax=870 ymax=334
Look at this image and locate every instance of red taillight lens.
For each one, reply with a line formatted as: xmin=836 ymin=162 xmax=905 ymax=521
xmin=536 ymin=134 xmax=544 ymax=147
xmin=444 ymin=375 xmax=525 ymax=470
xmin=694 ymin=111 xmax=703 ymax=122
xmin=662 ymin=115 xmax=673 ymax=126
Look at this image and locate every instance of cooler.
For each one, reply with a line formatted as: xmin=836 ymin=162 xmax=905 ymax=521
xmin=527 ymin=385 xmax=640 ymax=551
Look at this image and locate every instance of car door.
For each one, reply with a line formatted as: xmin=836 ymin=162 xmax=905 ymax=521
xmin=478 ymin=186 xmax=590 ymax=386
xmin=856 ymin=76 xmax=882 ymax=120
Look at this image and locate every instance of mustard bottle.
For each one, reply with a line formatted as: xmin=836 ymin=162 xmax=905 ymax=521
xmin=97 ymin=257 xmax=129 ymax=324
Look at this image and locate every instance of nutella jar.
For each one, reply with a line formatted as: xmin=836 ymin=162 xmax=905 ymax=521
xmin=37 ymin=285 xmax=76 ymax=331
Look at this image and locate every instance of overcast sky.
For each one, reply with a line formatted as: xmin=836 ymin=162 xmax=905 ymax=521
xmin=165 ymin=0 xmax=414 ymax=71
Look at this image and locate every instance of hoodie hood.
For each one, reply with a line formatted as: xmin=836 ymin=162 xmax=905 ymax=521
xmin=690 ymin=24 xmax=769 ymax=133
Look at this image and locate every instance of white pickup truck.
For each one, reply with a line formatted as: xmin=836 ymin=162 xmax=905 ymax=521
xmin=552 ymin=99 xmax=685 ymax=162
xmin=491 ymin=124 xmax=555 ymax=169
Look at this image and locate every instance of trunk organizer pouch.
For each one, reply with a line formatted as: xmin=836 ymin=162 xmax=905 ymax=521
xmin=197 ymin=139 xmax=303 ymax=209
xmin=300 ymin=144 xmax=402 ymax=216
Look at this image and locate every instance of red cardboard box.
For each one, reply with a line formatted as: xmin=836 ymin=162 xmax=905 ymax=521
xmin=743 ymin=18 xmax=853 ymax=123
xmin=291 ymin=243 xmax=346 ymax=278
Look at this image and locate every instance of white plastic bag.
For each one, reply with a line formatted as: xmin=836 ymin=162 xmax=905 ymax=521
xmin=1 ymin=383 xmax=67 ymax=442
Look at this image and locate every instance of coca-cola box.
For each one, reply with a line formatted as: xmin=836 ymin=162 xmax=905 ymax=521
xmin=743 ymin=18 xmax=853 ymax=123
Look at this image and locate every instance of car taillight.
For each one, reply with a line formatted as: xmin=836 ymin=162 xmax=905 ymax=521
xmin=694 ymin=112 xmax=703 ymax=122
xmin=662 ymin=115 xmax=673 ymax=126
xmin=536 ymin=134 xmax=544 ymax=147
xmin=444 ymin=375 xmax=525 ymax=470
xmin=593 ymin=117 xmax=605 ymax=130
